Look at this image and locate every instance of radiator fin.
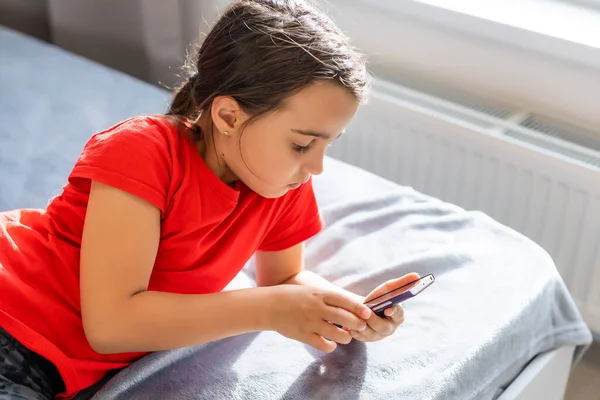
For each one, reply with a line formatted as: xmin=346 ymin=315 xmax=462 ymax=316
xmin=520 ymin=115 xmax=600 ymax=152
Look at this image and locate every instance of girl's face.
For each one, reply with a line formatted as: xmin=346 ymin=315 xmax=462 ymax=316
xmin=209 ymin=82 xmax=360 ymax=198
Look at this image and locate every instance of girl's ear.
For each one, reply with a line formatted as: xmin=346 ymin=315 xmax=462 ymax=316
xmin=211 ymin=96 xmax=249 ymax=135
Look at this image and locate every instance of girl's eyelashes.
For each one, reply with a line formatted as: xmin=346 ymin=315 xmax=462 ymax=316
xmin=292 ymin=142 xmax=312 ymax=153
xmin=292 ymin=140 xmax=334 ymax=153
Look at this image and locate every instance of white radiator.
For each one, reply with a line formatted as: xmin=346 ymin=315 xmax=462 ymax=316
xmin=329 ymin=78 xmax=600 ymax=335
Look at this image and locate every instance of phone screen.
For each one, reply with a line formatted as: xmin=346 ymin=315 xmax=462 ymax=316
xmin=364 ymin=274 xmax=435 ymax=312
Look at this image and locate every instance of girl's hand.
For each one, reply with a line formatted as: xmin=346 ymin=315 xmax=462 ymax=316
xmin=267 ymin=285 xmax=372 ymax=353
xmin=350 ymin=273 xmax=420 ymax=343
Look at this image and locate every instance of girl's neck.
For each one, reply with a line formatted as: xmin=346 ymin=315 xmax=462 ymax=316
xmin=195 ymin=115 xmax=238 ymax=185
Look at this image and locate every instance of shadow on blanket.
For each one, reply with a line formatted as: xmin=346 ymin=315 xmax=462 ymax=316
xmin=282 ymin=340 xmax=367 ymax=400
xmin=79 ymin=333 xmax=261 ymax=399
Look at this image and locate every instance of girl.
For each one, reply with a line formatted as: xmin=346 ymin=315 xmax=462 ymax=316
xmin=0 ymin=0 xmax=417 ymax=399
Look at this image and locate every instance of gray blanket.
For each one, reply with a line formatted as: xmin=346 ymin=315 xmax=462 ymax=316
xmin=83 ymin=158 xmax=592 ymax=400
xmin=0 ymin=26 xmax=592 ymax=400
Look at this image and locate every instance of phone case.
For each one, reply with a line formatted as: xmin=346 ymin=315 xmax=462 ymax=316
xmin=333 ymin=274 xmax=435 ymax=328
xmin=365 ymin=274 xmax=435 ymax=317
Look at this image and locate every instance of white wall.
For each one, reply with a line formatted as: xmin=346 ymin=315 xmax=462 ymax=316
xmin=324 ymin=0 xmax=600 ymax=132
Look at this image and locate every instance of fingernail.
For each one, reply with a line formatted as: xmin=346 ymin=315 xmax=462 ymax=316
xmin=361 ymin=307 xmax=371 ymax=319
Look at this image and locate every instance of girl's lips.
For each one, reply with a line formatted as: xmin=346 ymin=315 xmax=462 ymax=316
xmin=288 ymin=176 xmax=310 ymax=189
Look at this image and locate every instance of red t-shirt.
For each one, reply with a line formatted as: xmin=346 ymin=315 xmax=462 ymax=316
xmin=0 ymin=116 xmax=323 ymax=398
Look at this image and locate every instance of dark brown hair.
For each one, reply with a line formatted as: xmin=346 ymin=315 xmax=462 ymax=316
xmin=166 ymin=0 xmax=369 ymax=140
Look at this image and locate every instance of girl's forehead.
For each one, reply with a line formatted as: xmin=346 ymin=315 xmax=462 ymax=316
xmin=283 ymin=83 xmax=358 ymax=114
xmin=270 ymin=83 xmax=359 ymax=132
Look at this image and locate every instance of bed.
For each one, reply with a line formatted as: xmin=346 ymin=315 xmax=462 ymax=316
xmin=0 ymin=26 xmax=593 ymax=400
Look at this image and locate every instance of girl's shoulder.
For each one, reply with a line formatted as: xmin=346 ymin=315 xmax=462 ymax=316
xmin=86 ymin=115 xmax=186 ymax=146
xmin=68 ymin=115 xmax=191 ymax=214
xmin=77 ymin=114 xmax=194 ymax=167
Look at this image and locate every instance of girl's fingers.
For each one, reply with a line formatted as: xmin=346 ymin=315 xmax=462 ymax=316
xmin=324 ymin=292 xmax=372 ymax=319
xmin=322 ymin=306 xmax=367 ymax=332
xmin=351 ymin=305 xmax=406 ymax=342
xmin=367 ymin=313 xmax=395 ymax=335
xmin=351 ymin=326 xmax=377 ymax=342
xmin=384 ymin=305 xmax=404 ymax=322
xmin=363 ymin=273 xmax=421 ymax=303
xmin=306 ymin=333 xmax=337 ymax=353
xmin=318 ymin=321 xmax=353 ymax=345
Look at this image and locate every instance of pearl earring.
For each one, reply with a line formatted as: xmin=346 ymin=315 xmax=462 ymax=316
xmin=223 ymin=130 xmax=231 ymax=136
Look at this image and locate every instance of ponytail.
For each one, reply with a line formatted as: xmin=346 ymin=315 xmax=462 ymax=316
xmin=168 ymin=76 xmax=197 ymax=119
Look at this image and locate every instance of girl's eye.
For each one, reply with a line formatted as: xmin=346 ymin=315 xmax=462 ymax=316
xmin=292 ymin=143 xmax=312 ymax=153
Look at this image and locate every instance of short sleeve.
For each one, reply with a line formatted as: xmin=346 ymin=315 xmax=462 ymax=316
xmin=69 ymin=116 xmax=172 ymax=212
xmin=258 ymin=178 xmax=324 ymax=252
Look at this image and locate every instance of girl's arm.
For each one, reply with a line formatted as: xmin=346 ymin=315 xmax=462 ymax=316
xmin=255 ymin=241 xmax=412 ymax=343
xmin=255 ymin=244 xmax=364 ymax=302
xmin=80 ymin=182 xmax=368 ymax=354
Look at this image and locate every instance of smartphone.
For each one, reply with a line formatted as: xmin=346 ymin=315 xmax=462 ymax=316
xmin=332 ymin=274 xmax=435 ymax=328
xmin=365 ymin=274 xmax=435 ymax=317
